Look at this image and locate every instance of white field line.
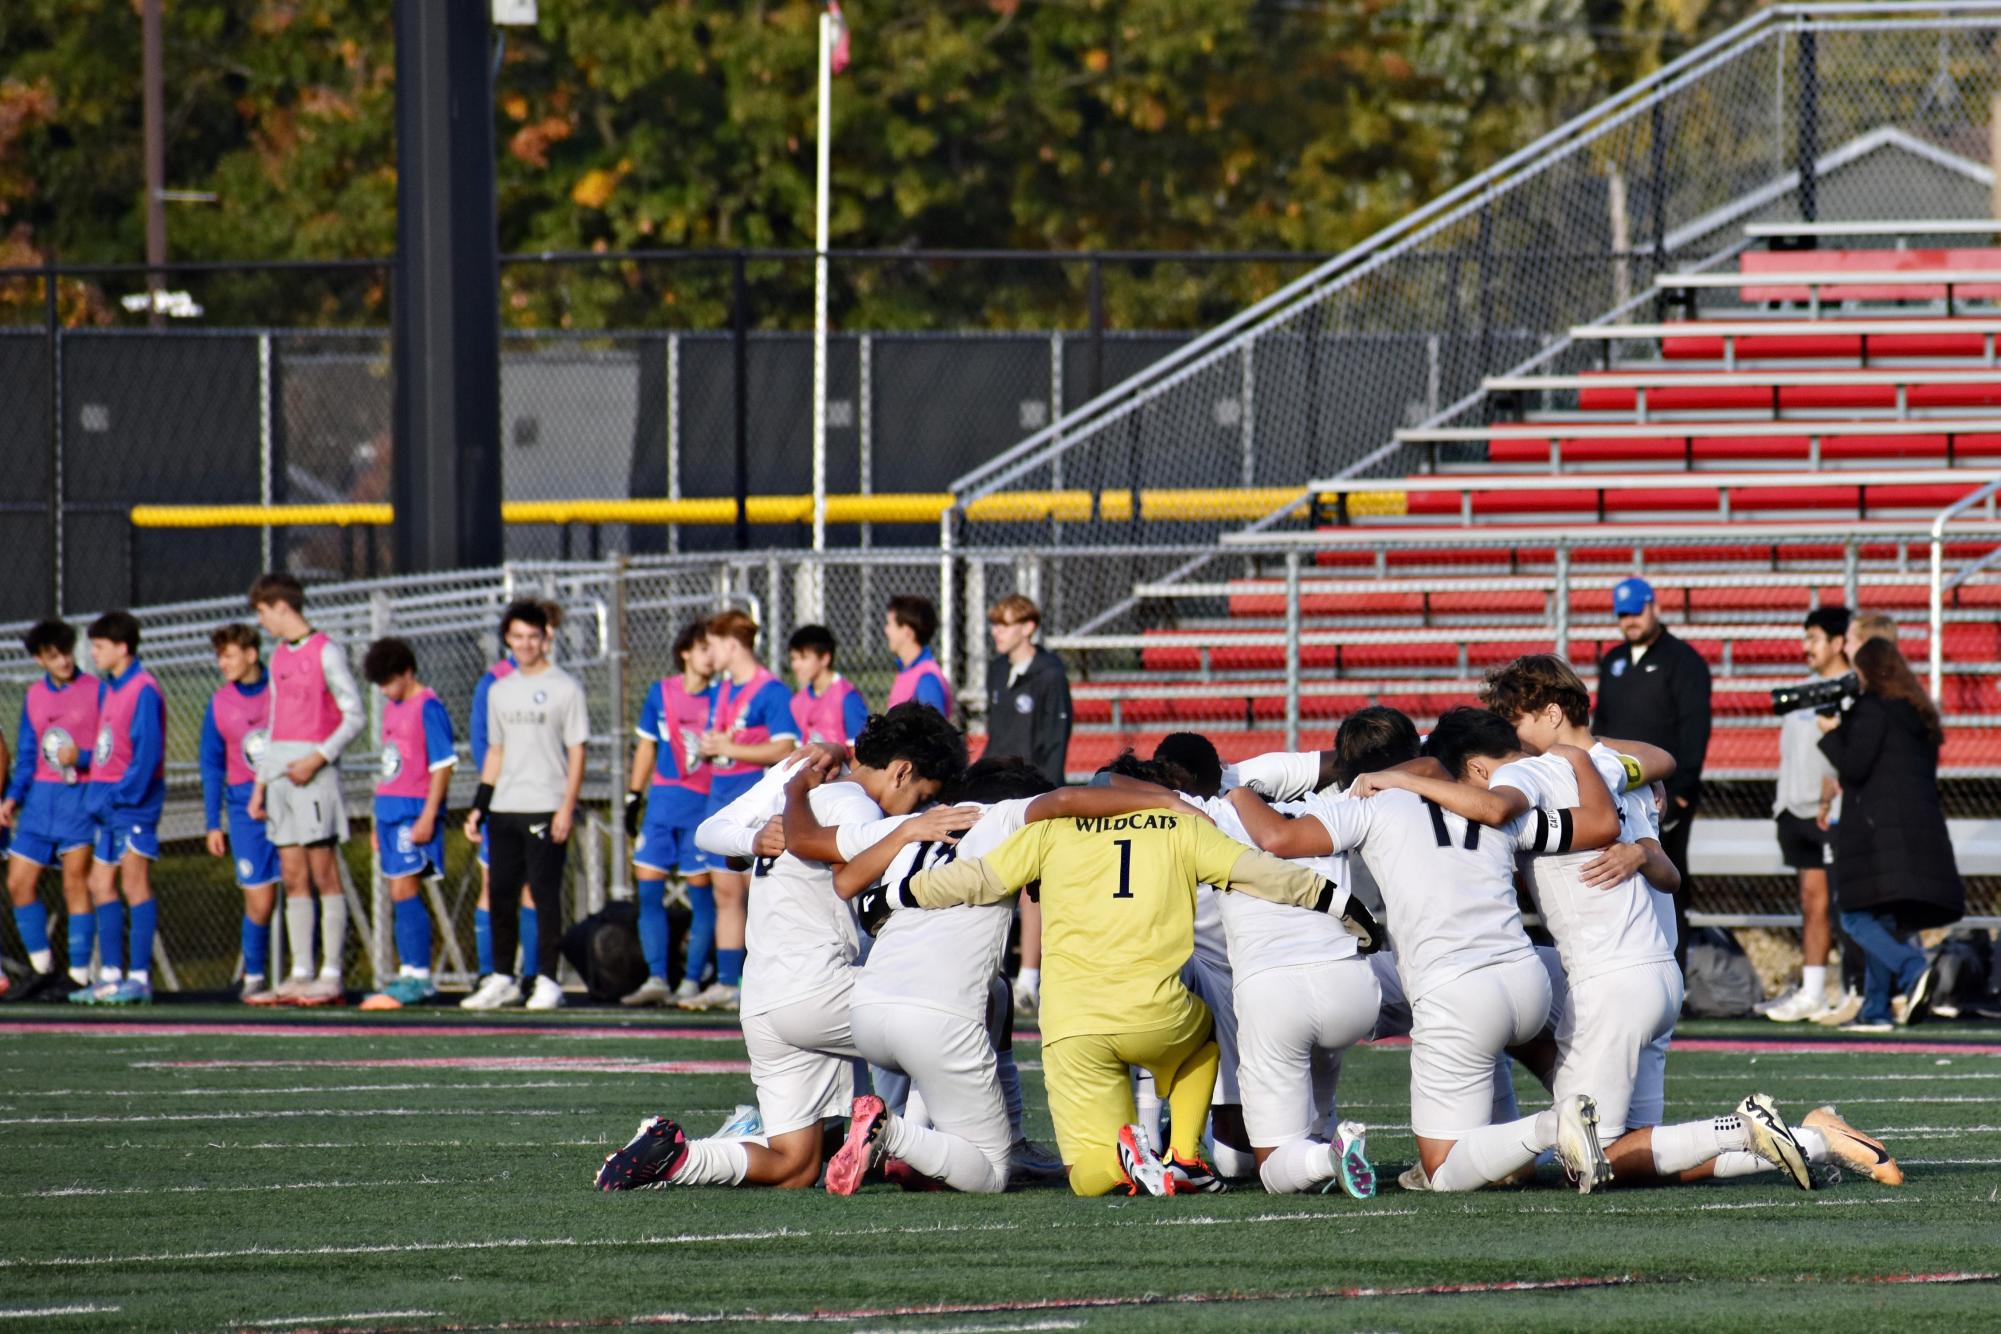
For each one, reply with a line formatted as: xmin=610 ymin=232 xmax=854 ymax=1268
xmin=1903 ymin=1157 xmax=2001 ymax=1165
xmin=1671 ymin=1072 xmax=2001 ymax=1082
xmin=14 ymin=1081 xmax=623 ymax=1098
xmin=0 ymin=1107 xmax=573 ymax=1127
xmin=23 ymin=1175 xmax=498 ymax=1200
xmin=1664 ymin=1096 xmax=1998 ymax=1106
xmin=238 ymin=1311 xmax=440 ymax=1329
xmin=0 ymin=1306 xmax=119 ymax=1320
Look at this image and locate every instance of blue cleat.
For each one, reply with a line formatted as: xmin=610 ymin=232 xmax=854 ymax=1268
xmin=1324 ymin=1120 xmax=1377 ymax=1199
xmin=98 ymin=978 xmax=152 ymax=1006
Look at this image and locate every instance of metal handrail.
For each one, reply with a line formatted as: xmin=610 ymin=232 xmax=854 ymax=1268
xmin=1929 ymin=475 xmax=2001 ymax=697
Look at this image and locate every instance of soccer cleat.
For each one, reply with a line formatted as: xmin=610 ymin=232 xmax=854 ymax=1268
xmin=267 ymin=974 xmax=316 ymax=1006
xmin=1397 ymin=1164 xmax=1432 ymax=1192
xmin=595 ymin=1115 xmax=690 ymax=1191
xmin=1804 ymin=1106 xmax=1904 ymax=1186
xmin=1738 ymin=1093 xmax=1814 ymax=1191
xmin=1838 ymin=1019 xmax=1893 ymax=1034
xmin=1554 ymin=1094 xmax=1614 ymax=1195
xmin=1165 ymin=1149 xmax=1229 ymax=1194
xmin=98 ymin=977 xmax=152 ymax=1006
xmin=1765 ymin=988 xmax=1832 ymax=1023
xmin=1899 ymin=963 xmax=1939 ymax=1027
xmin=292 ymin=975 xmax=344 ymax=1008
xmin=1813 ymin=990 xmax=1864 ymax=1027
xmin=460 ymin=974 xmax=523 ymax=1011
xmin=825 ymin=1095 xmax=888 ymax=1196
xmin=677 ymin=981 xmax=740 ymax=1012
xmin=1324 ymin=1120 xmax=1377 ymax=1200
xmin=1007 ymin=1136 xmax=1065 ymax=1183
xmin=8 ymin=970 xmax=67 ymax=1004
xmin=620 ymin=976 xmax=673 ymax=1008
xmin=1116 ymin=1123 xmax=1174 ymax=1196
xmin=881 ymin=1157 xmax=946 ymax=1192
xmin=359 ymin=990 xmax=402 ymax=1012
xmin=525 ymin=976 xmax=565 ymax=1011
xmin=714 ymin=1104 xmax=763 ymax=1140
xmin=68 ymin=979 xmax=109 ymax=1005
xmin=671 ymin=976 xmax=703 ymax=1004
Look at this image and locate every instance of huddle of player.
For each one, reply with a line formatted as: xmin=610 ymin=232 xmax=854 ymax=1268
xmin=595 ymin=651 xmax=1905 ymax=1199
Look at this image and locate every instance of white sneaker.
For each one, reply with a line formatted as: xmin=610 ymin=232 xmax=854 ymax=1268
xmin=1765 ymin=988 xmax=1831 ymax=1023
xmin=460 ymin=974 xmax=523 ymax=1011
xmin=1554 ymin=1094 xmax=1613 ymax=1195
xmin=524 ymin=976 xmax=565 ymax=1011
xmin=621 ymin=976 xmax=673 ymax=1008
xmin=671 ymin=977 xmax=703 ymax=1003
xmin=1813 ymin=990 xmax=1863 ymax=1026
xmin=677 ymin=981 xmax=740 ymax=1012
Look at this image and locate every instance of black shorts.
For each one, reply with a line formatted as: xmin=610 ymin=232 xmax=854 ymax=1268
xmin=1775 ymin=811 xmax=1833 ymax=871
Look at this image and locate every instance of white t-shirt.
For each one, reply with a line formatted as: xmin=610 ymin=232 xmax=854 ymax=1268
xmin=694 ymin=761 xmax=884 ymax=1015
xmin=847 ymin=797 xmax=1034 ymax=1021
xmin=1200 ymin=794 xmax=1357 ymax=981
xmin=1221 ymin=750 xmax=1326 ymax=802
xmin=1301 ymin=787 xmax=1545 ymax=1003
xmin=485 ymin=665 xmax=591 ymax=813
xmin=1490 ymin=751 xmax=1674 ymax=986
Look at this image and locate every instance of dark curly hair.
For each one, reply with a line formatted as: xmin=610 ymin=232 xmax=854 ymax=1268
xmin=1098 ymin=748 xmax=1196 ymax=794
xmin=942 ymin=756 xmax=1057 ymax=805
xmin=1154 ymin=732 xmax=1223 ymax=798
xmin=22 ymin=619 xmax=76 ymax=658
xmin=1331 ymin=706 xmax=1420 ymax=786
xmin=362 ymin=636 xmax=419 ymax=686
xmin=853 ymin=701 xmax=968 ymax=783
xmin=1421 ymin=706 xmax=1523 ymax=780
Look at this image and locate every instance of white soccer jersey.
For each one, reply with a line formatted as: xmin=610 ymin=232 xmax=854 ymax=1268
xmin=1491 ymin=752 xmax=1674 ymax=986
xmin=1300 ymin=787 xmax=1547 ymax=1003
xmin=1200 ymin=794 xmax=1357 ymax=980
xmin=1587 ymin=740 xmax=1679 ymax=952
xmin=695 ymin=760 xmax=884 ymax=1016
xmin=848 ymin=797 xmax=1034 ymax=1022
xmin=1221 ymin=750 xmax=1325 ymax=802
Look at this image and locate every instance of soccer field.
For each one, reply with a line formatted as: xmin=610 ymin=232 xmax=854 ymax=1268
xmin=3 ymin=1011 xmax=1998 ymax=1333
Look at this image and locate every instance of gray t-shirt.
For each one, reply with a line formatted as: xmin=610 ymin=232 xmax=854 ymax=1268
xmin=1774 ymin=675 xmax=1840 ymax=820
xmin=486 ymin=665 xmax=591 ymax=813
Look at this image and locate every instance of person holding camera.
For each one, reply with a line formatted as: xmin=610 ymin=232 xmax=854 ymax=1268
xmin=1763 ymin=607 xmax=1850 ymax=1022
xmin=1815 ymin=638 xmax=1962 ymax=1030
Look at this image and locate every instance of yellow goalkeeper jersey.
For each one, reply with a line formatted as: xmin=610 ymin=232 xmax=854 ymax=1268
xmin=907 ymin=808 xmax=1324 ymax=1044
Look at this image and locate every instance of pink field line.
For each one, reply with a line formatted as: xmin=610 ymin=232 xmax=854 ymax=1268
xmin=0 ymin=1023 xmax=740 ymax=1041
xmin=157 ymin=1056 xmax=751 ymax=1074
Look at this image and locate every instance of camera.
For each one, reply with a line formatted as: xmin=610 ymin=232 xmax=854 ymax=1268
xmin=1770 ymin=672 xmax=1858 ymax=718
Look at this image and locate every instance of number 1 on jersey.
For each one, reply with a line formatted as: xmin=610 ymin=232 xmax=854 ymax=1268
xmin=1111 ymin=837 xmax=1134 ymax=898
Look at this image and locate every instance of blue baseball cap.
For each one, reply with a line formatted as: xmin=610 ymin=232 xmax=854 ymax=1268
xmin=1612 ymin=577 xmax=1655 ymax=616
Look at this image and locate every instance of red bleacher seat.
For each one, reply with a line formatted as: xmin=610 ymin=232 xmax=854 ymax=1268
xmin=1574 ymin=369 xmax=2001 ymax=414
xmin=1484 ymin=428 xmax=2001 ymax=466
xmin=1738 ymin=247 xmax=2001 ymax=303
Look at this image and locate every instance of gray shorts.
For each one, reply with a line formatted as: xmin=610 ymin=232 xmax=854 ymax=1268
xmin=265 ymin=762 xmax=348 ymax=847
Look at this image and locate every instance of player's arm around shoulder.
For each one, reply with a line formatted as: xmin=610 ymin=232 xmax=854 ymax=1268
xmin=1355 ymin=756 xmax=1527 ymax=826
xmin=906 ymin=820 xmax=1047 ymax=909
xmin=1546 ymin=743 xmax=1619 ymax=850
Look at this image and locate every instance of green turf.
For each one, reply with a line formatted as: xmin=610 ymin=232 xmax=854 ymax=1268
xmin=2 ymin=1009 xmax=1998 ymax=1331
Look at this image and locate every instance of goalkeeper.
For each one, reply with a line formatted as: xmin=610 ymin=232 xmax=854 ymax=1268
xmin=879 ymin=805 xmax=1375 ymax=1197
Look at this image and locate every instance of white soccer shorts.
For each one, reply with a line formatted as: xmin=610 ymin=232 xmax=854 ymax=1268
xmin=1552 ymin=959 xmax=1682 ymax=1139
xmin=264 ymin=762 xmax=348 ymax=847
xmin=1407 ymin=954 xmax=1552 ymax=1141
xmin=1233 ymin=957 xmax=1380 ymax=1148
xmin=850 ymin=1001 xmax=1011 ymax=1192
xmin=741 ymin=980 xmax=862 ymax=1138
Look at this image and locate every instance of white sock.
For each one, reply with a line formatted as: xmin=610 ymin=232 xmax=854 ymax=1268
xmin=1259 ymin=1138 xmax=1338 ymax=1194
xmin=1795 ymin=1125 xmax=1829 ymax=1164
xmin=128 ymin=968 xmax=149 ymax=985
xmin=881 ymin=1110 xmax=1007 ymax=1194
xmin=1430 ymin=1109 xmax=1558 ymax=1193
xmin=1651 ymin=1116 xmax=1747 ymax=1175
xmin=410 ymin=967 xmax=431 ymax=981
xmin=1210 ymin=1138 xmax=1258 ymax=1179
xmin=286 ymin=897 xmax=317 ymax=977
xmin=28 ymin=948 xmax=52 ymax=973
xmin=317 ymin=895 xmax=347 ymax=979
xmin=98 ymin=966 xmax=123 ymax=985
xmin=673 ymin=1136 xmax=750 ymax=1187
xmin=1801 ymin=965 xmax=1827 ymax=998
xmin=1134 ymin=1070 xmax=1162 ymax=1151
xmin=69 ymin=964 xmax=91 ymax=985
xmin=1710 ymin=1150 xmax=1771 ymax=1179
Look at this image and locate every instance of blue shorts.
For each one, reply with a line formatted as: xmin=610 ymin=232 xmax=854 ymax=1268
xmin=9 ymin=784 xmax=95 ymax=867
xmin=378 ymin=802 xmax=446 ymax=881
xmin=226 ymin=804 xmax=282 ymax=890
xmin=633 ymin=785 xmax=710 ymax=875
xmin=95 ymin=819 xmax=160 ymax=863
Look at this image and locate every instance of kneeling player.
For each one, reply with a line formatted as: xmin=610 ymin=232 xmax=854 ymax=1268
xmin=360 ymin=638 xmax=456 ymax=1010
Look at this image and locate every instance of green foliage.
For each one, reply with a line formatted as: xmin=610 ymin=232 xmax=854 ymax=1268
xmin=0 ymin=0 xmax=1748 ymax=330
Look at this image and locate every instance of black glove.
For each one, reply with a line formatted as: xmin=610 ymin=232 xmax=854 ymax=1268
xmin=624 ymin=790 xmax=644 ymax=840
xmin=855 ymin=884 xmax=894 ymax=936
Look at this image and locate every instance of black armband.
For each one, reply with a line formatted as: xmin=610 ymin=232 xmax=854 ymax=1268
xmin=472 ymin=782 xmax=495 ymax=816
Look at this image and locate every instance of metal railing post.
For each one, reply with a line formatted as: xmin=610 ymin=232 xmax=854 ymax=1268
xmin=939 ymin=509 xmax=958 ymax=695
xmin=607 ymin=554 xmax=629 ymax=899
xmin=1554 ymin=544 xmax=1571 ymax=657
xmin=1924 ymin=476 xmax=2001 ymax=701
xmin=1283 ymin=550 xmax=1301 ymax=753
xmin=258 ymin=332 xmax=274 ymax=573
xmin=967 ymin=557 xmax=988 ymax=719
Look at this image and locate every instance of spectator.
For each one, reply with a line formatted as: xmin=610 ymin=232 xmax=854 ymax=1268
xmin=1846 ymin=611 xmax=1898 ymax=660
xmin=884 ymin=595 xmax=954 ymax=719
xmin=1764 ymin=607 xmax=1849 ymax=1023
xmin=1592 ymin=576 xmax=1712 ymax=971
xmin=982 ymin=595 xmax=1071 ymax=786
xmin=1816 ymin=638 xmax=1962 ymax=1030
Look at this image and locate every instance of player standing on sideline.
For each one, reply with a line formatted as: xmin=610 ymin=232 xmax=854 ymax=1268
xmin=359 ymin=638 xmax=456 ymax=1010
xmin=70 ymin=612 xmax=165 ymax=1006
xmin=467 ymin=623 xmax=536 ymax=992
xmin=1232 ymin=709 xmax=1619 ymax=1195
xmin=1 ymin=621 xmax=98 ymax=1002
xmin=787 ymin=625 xmax=868 ymax=747
xmin=245 ymin=573 xmax=365 ymax=1006
xmin=683 ymin=610 xmax=798 ymax=1012
xmin=1765 ymin=608 xmax=1852 ymax=1023
xmin=462 ymin=601 xmax=589 ymax=1011
xmin=884 ymin=595 xmax=953 ymax=719
xmin=623 ymin=621 xmax=717 ymax=1007
xmin=594 ymin=704 xmax=967 ymax=1193
xmin=199 ymin=624 xmax=282 ymax=1001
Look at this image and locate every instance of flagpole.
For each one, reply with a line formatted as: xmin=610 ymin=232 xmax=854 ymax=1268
xmin=810 ymin=8 xmax=833 ymax=619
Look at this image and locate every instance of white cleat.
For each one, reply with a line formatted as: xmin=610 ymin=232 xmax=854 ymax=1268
xmin=1738 ymin=1092 xmax=1814 ymax=1190
xmin=1765 ymin=988 xmax=1832 ymax=1023
xmin=620 ymin=976 xmax=673 ymax=1008
xmin=524 ymin=976 xmax=565 ymax=1011
xmin=1116 ymin=1123 xmax=1174 ymax=1196
xmin=459 ymin=973 xmax=523 ymax=1011
xmin=1554 ymin=1094 xmax=1614 ymax=1195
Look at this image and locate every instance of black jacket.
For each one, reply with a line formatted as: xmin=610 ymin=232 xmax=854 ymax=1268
xmin=1592 ymin=628 xmax=1713 ymax=809
xmin=984 ymin=647 xmax=1072 ymax=785
xmin=1818 ymin=693 xmax=1964 ymax=927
